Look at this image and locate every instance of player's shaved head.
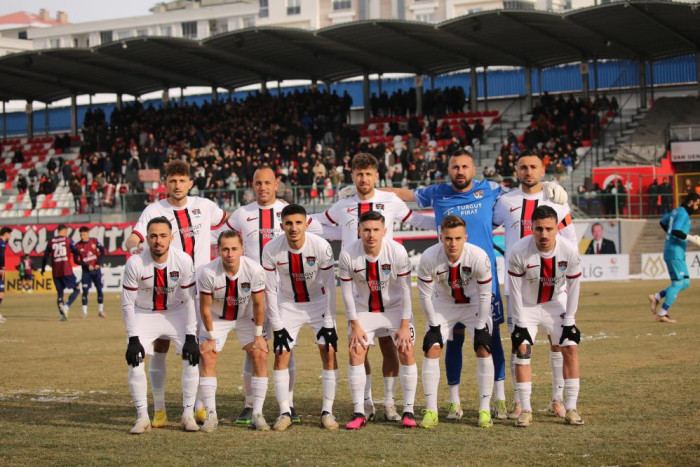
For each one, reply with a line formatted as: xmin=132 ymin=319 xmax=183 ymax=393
xmin=253 ymin=166 xmax=278 ymax=206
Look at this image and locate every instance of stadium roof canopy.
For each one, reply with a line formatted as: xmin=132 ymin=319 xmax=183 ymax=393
xmin=0 ymin=0 xmax=698 ymax=103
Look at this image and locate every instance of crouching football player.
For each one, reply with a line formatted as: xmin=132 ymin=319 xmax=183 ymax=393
xmin=507 ymin=206 xmax=584 ymax=427
xmin=197 ymin=230 xmax=270 ymax=432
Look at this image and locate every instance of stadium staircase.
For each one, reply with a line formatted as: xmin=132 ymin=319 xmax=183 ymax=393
xmin=0 ymin=135 xmax=82 ymax=220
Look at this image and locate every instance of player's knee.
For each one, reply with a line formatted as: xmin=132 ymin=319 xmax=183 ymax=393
xmin=550 ymin=344 xmax=561 ymax=352
xmin=425 ymin=344 xmax=442 ymax=359
xmin=475 ymin=346 xmax=491 ymax=358
xmin=681 ymin=278 xmax=690 ymax=291
xmin=200 ymin=350 xmax=218 ymax=368
xmin=515 ymin=344 xmax=532 ymax=365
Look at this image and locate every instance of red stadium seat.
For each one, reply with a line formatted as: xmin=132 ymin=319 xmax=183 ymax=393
xmin=24 ymin=210 xmax=32 ymax=217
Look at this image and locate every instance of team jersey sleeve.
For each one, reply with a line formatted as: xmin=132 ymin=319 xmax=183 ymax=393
xmin=225 ymin=209 xmax=242 ymax=233
xmin=563 ymin=248 xmax=582 ymax=326
xmin=506 ymin=252 xmax=526 ymax=327
xmin=197 ymin=268 xmax=214 ymax=295
xmin=400 ymin=194 xmax=435 ymax=230
xmin=180 ymin=256 xmax=197 ymax=335
xmin=207 ymin=199 xmax=227 ymax=229
xmin=323 ymin=201 xmax=343 ymax=226
xmin=0 ymin=243 xmax=5 ymax=269
xmin=121 ymin=260 xmax=140 ymax=337
xmin=475 ymin=251 xmax=493 ymax=329
xmin=261 ymin=246 xmax=283 ymax=331
xmin=417 ymin=253 xmax=438 ymax=327
xmin=396 ymin=246 xmax=412 ymax=320
xmin=492 ymin=199 xmax=505 ymax=227
xmin=678 ymin=210 xmax=691 ymax=235
xmin=96 ymin=241 xmax=106 ymax=265
xmin=338 ymin=251 xmax=357 ymax=321
xmin=132 ymin=205 xmax=156 ymax=243
xmin=395 ymin=246 xmax=412 ymax=278
xmin=413 ymin=185 xmax=437 ymax=209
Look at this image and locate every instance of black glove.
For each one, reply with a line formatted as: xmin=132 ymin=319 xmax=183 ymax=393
xmin=273 ymin=328 xmax=294 ymax=354
xmin=422 ymin=325 xmax=443 ymax=353
xmin=473 ymin=325 xmax=492 ymax=353
xmin=560 ymin=324 xmax=581 ymax=345
xmin=181 ymin=334 xmax=200 ymax=366
xmin=511 ymin=325 xmax=533 ymax=349
xmin=125 ymin=336 xmax=145 ymax=367
xmin=316 ymin=327 xmax=338 ymax=353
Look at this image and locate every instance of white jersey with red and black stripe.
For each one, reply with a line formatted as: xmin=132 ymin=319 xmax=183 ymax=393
xmin=320 ymin=190 xmax=417 ymax=247
xmin=261 ymin=232 xmax=334 ymax=304
xmin=121 ymin=247 xmax=196 ymax=337
xmin=493 ymin=188 xmax=576 ymax=295
xmin=338 ymin=238 xmax=412 ymax=315
xmin=417 ymin=242 xmax=493 ymax=308
xmin=213 ymin=199 xmax=323 ymax=264
xmin=197 ymin=256 xmax=265 ymax=322
xmin=133 ymin=197 xmax=227 ymax=269
xmin=506 ymin=235 xmax=582 ymax=326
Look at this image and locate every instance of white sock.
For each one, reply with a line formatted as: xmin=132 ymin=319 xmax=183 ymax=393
xmin=199 ymin=376 xmax=217 ymax=416
xmin=510 ymin=353 xmax=519 ymax=403
xmin=251 ymin=376 xmax=268 ymax=415
xmin=273 ymin=369 xmax=291 ymax=415
xmin=422 ymin=357 xmax=440 ymax=412
xmin=477 ymin=357 xmax=495 ymax=412
xmin=128 ymin=362 xmax=148 ymax=419
xmin=288 ymin=350 xmax=296 ymax=408
xmin=243 ymin=354 xmax=253 ymax=408
xmin=449 ymin=384 xmax=460 ymax=405
xmin=383 ymin=376 xmax=397 ymax=406
xmin=98 ymin=303 xmax=104 ymax=313
xmin=493 ymin=379 xmax=506 ymax=402
xmin=194 ymin=388 xmax=204 ymax=411
xmin=564 ymin=378 xmax=580 ymax=411
xmin=516 ymin=382 xmax=532 ymax=412
xmin=364 ymin=372 xmax=373 ymax=404
xmin=149 ymin=352 xmax=167 ymax=411
xmin=82 ymin=305 xmax=87 ymax=315
xmin=348 ymin=364 xmax=366 ymax=414
xmin=550 ymin=351 xmax=564 ymax=402
xmin=181 ymin=361 xmax=199 ymax=416
xmin=399 ymin=364 xmax=417 ymax=415
xmin=322 ymin=369 xmax=338 ymax=414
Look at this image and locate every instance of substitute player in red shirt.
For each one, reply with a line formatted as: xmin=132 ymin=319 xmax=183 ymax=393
xmin=74 ymin=226 xmax=106 ymax=319
xmin=41 ymin=224 xmax=80 ymax=321
xmin=121 ymin=217 xmax=200 ymax=434
xmin=507 ymin=206 xmax=584 ymax=427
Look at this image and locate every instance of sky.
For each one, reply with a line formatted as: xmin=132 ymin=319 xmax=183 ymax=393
xmin=0 ymin=0 xmax=152 ymax=23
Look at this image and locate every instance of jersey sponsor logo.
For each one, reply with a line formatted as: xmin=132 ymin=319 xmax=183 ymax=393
xmin=247 ymin=217 xmax=258 ymax=222
xmin=221 ymin=278 xmax=239 ymax=321
xmin=526 ymin=264 xmax=539 ymax=269
xmin=381 ymin=264 xmax=391 ymax=275
xmin=173 ymin=209 xmax=196 ymax=260
xmin=306 ymin=256 xmax=316 ymax=267
xmin=537 ymin=256 xmax=556 ymax=304
xmin=289 ymin=252 xmax=311 ymax=303
xmin=140 ymin=275 xmax=153 ymax=281
xmin=366 ymin=260 xmax=385 ymax=313
xmin=509 ymin=206 xmax=521 ymax=212
xmin=473 ymin=190 xmax=483 ymax=199
xmin=259 ymin=209 xmax=275 ymax=254
xmin=241 ymin=282 xmax=251 ymax=292
xmin=169 ymin=271 xmax=179 ymax=281
xmin=520 ymin=199 xmax=539 ymax=238
xmin=558 ymin=261 xmax=568 ymax=271
xmin=153 ymin=267 xmax=168 ymax=311
xmin=449 ymin=265 xmax=470 ymax=304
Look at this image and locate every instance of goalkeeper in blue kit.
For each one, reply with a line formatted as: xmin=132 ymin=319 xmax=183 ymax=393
xmin=649 ymin=192 xmax=700 ymax=322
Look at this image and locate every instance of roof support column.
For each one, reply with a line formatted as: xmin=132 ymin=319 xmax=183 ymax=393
xmin=211 ymin=86 xmax=218 ymax=103
xmin=162 ymin=89 xmax=170 ymax=109
xmin=363 ymin=72 xmax=370 ymax=124
xmin=261 ymin=78 xmax=268 ymax=95
xmin=277 ymin=81 xmax=282 ymax=95
xmin=482 ymin=67 xmax=489 ymax=111
xmin=470 ymin=66 xmax=477 ymax=111
xmin=593 ymin=60 xmax=599 ymax=93
xmin=44 ymin=103 xmax=50 ymax=136
xmin=116 ymin=93 xmax=123 ymax=111
xmin=538 ymin=67 xmax=543 ymax=102
xmin=2 ymin=101 xmax=6 ymax=140
xmin=180 ymin=87 xmax=185 ymax=104
xmin=26 ymin=102 xmax=33 ymax=140
xmin=524 ymin=66 xmax=532 ymax=113
xmin=697 ymin=52 xmax=700 ymax=97
xmin=70 ymin=94 xmax=78 ymax=137
xmin=415 ymin=75 xmax=423 ymax=117
xmin=88 ymin=94 xmax=93 ymax=107
xmin=639 ymin=59 xmax=647 ymax=109
xmin=580 ymin=62 xmax=590 ymax=101
xmin=430 ymin=75 xmax=435 ymax=91
xmin=649 ymin=60 xmax=655 ymax=105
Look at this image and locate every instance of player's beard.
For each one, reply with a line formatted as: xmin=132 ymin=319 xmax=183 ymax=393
xmin=152 ymin=246 xmax=169 ymax=258
xmin=451 ymin=175 xmax=472 ymax=190
xmin=520 ymin=179 xmax=540 ymax=189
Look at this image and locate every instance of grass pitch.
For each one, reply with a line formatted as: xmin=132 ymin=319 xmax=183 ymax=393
xmin=0 ymin=280 xmax=698 ymax=466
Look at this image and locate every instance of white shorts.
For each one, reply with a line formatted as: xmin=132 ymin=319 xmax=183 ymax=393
xmin=515 ymin=301 xmax=577 ymax=347
xmin=506 ymin=294 xmax=567 ymax=336
xmin=130 ymin=308 xmax=188 ymax=356
xmin=279 ymin=298 xmax=334 ymax=349
xmin=426 ymin=304 xmax=493 ymax=345
xmin=354 ymin=310 xmax=415 ymax=346
xmin=198 ymin=314 xmax=262 ymax=352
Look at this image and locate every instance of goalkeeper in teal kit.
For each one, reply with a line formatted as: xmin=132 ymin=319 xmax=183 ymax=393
xmin=649 ymin=192 xmax=700 ymax=323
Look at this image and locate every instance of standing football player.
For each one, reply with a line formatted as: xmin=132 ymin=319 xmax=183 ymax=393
xmin=339 ymin=211 xmax=417 ymax=430
xmin=492 ymin=150 xmax=576 ymax=419
xmin=262 ymin=204 xmax=339 ymax=431
xmin=125 ymin=159 xmax=228 ymax=427
xmin=121 ymin=217 xmax=200 ymax=434
xmin=0 ymin=227 xmax=10 ymax=323
xmin=41 ymin=224 xmax=81 ymax=321
xmin=507 ymin=206 xmax=584 ymax=427
xmin=197 ymin=230 xmax=270 ymax=432
xmin=74 ymin=226 xmax=106 ymax=319
xmin=19 ymin=253 xmax=34 ymax=294
xmin=649 ymin=192 xmax=700 ymax=322
xmin=315 ymin=153 xmax=433 ymax=421
xmin=417 ymin=215 xmax=494 ymax=429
